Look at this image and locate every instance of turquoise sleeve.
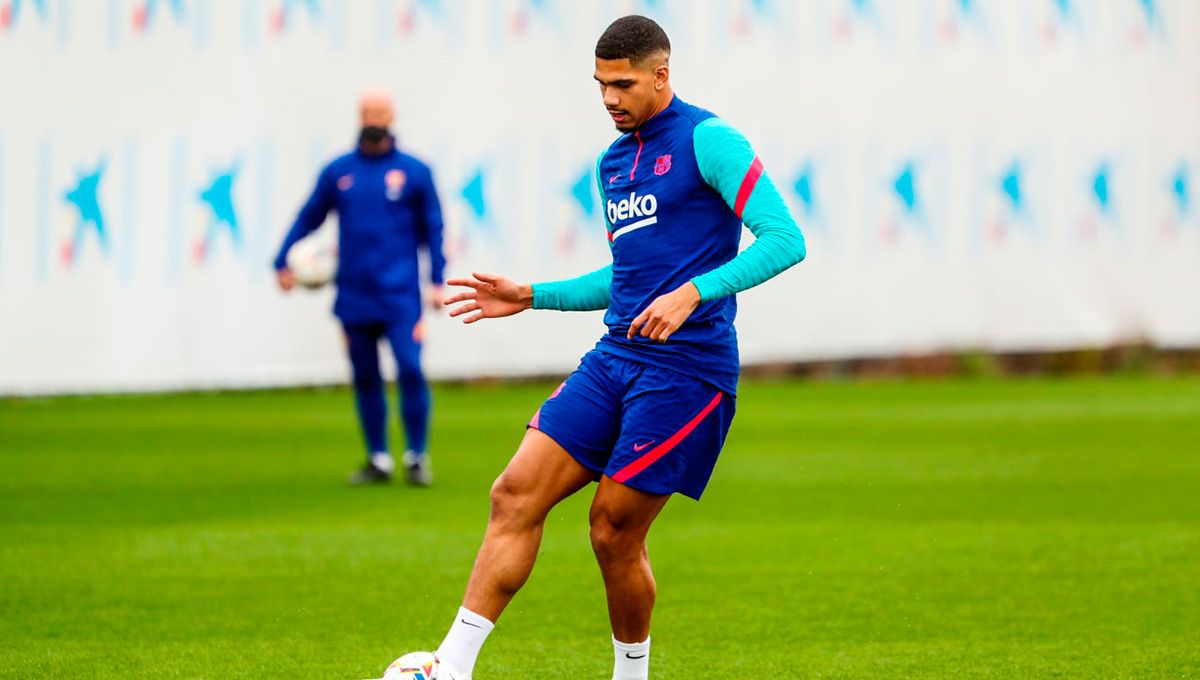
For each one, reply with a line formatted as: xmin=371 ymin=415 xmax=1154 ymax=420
xmin=532 ymin=265 xmax=612 ymax=311
xmin=530 ymin=151 xmax=613 ymax=312
xmin=595 ymin=148 xmax=615 ymax=244
xmin=690 ymin=118 xmax=806 ymax=302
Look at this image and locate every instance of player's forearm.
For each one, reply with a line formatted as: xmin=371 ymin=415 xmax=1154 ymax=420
xmin=272 ymin=220 xmax=315 ymax=270
xmin=690 ymin=216 xmax=805 ymax=302
xmin=425 ymin=227 xmax=447 ymax=285
xmin=274 ymin=179 xmax=333 ymax=269
xmin=421 ymin=183 xmax=448 ymax=285
xmin=690 ymin=171 xmax=806 ymax=301
xmin=531 ymin=265 xmax=613 ymax=311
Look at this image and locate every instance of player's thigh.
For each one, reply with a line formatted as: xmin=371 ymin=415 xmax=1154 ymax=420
xmin=343 ymin=323 xmax=384 ymax=377
xmin=492 ymin=428 xmax=596 ymax=519
xmin=344 ymin=322 xmax=381 ymax=354
xmin=382 ymin=314 xmax=423 ymax=374
xmin=527 ymin=352 xmax=625 ymax=480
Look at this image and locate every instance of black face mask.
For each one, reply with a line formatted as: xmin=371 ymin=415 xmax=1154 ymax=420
xmin=359 ymin=126 xmax=390 ymax=145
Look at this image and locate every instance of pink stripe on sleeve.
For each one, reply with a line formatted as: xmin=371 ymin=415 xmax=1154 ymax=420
xmin=733 ymin=156 xmax=764 ymax=219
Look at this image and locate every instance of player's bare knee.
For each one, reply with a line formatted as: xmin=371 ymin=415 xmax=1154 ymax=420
xmin=487 ymin=474 xmax=519 ymax=516
xmin=589 ymin=508 xmax=641 ymax=564
xmin=588 ymin=522 xmax=615 ymax=563
xmin=487 ymin=472 xmax=535 ymax=529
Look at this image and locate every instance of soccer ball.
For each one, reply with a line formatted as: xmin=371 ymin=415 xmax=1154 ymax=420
xmin=379 ymin=651 xmax=457 ymax=680
xmin=285 ymin=235 xmax=337 ymax=289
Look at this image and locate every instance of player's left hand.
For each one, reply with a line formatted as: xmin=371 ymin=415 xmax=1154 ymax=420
xmin=427 ymin=285 xmax=445 ymax=311
xmin=627 ymin=282 xmax=701 ymax=343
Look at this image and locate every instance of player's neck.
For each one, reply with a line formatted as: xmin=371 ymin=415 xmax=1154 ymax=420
xmin=636 ymin=89 xmax=674 ymax=131
xmin=359 ymin=138 xmax=394 ymax=157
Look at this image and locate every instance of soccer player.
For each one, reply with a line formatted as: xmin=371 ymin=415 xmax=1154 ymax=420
xmin=428 ymin=16 xmax=805 ymax=680
xmin=274 ymin=88 xmax=446 ymax=487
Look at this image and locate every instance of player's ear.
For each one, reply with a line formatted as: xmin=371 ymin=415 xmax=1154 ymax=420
xmin=654 ymin=63 xmax=669 ymax=90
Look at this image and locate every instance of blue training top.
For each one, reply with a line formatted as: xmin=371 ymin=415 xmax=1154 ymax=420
xmin=532 ymin=96 xmax=806 ymax=395
xmin=274 ymin=140 xmax=446 ymax=325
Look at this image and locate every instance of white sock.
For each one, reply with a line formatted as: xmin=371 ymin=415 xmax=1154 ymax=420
xmin=436 ymin=606 xmax=494 ymax=677
xmin=370 ymin=452 xmax=394 ymax=474
xmin=612 ymin=635 xmax=650 ymax=680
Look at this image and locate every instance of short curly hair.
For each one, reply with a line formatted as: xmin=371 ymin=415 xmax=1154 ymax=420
xmin=595 ymin=15 xmax=671 ymax=65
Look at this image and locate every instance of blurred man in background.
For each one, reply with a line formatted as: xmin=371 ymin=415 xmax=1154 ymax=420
xmin=274 ymin=88 xmax=446 ymax=486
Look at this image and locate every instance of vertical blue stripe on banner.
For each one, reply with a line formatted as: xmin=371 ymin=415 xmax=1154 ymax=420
xmin=329 ymin=0 xmax=346 ymax=50
xmin=194 ymin=0 xmax=209 ymax=50
xmin=256 ymin=140 xmax=274 ymax=276
xmin=121 ymin=140 xmax=137 ymax=283
xmin=57 ymin=0 xmax=70 ymax=47
xmin=243 ymin=0 xmax=259 ymax=50
xmin=168 ymin=139 xmax=185 ymax=284
xmin=107 ymin=0 xmax=119 ymax=49
xmin=36 ymin=141 xmax=49 ymax=284
xmin=375 ymin=0 xmax=389 ymax=46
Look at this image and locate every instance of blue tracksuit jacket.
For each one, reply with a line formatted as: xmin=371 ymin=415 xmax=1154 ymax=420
xmin=274 ymin=141 xmax=446 ymax=324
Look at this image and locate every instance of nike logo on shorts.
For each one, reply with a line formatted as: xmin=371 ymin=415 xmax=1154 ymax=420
xmin=633 ymin=441 xmax=656 ymax=452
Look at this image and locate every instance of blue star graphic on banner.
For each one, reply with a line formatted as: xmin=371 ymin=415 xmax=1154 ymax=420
xmin=793 ymin=162 xmax=817 ymax=219
xmin=1171 ymin=164 xmax=1188 ymax=219
xmin=570 ymin=167 xmax=595 ymax=218
xmin=893 ymin=162 xmax=918 ymax=215
xmin=1092 ymin=163 xmax=1111 ymax=214
xmin=460 ymin=168 xmax=487 ymax=221
xmin=62 ymin=161 xmax=108 ymax=263
xmin=197 ymin=165 xmax=241 ymax=257
xmin=1001 ymin=161 xmax=1023 ymax=213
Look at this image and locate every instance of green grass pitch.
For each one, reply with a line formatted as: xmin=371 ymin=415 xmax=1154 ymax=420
xmin=2 ymin=376 xmax=1199 ymax=678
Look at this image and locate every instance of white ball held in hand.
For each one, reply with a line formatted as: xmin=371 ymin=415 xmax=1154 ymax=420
xmin=285 ymin=237 xmax=337 ymax=289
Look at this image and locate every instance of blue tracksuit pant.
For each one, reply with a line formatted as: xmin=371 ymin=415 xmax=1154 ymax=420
xmin=343 ymin=318 xmax=429 ymax=458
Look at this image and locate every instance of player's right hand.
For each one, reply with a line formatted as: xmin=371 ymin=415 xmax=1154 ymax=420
xmin=276 ymin=268 xmax=295 ymax=293
xmin=444 ymin=272 xmax=533 ymax=324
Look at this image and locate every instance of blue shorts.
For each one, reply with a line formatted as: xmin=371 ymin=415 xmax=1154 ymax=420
xmin=528 ymin=351 xmax=736 ymax=500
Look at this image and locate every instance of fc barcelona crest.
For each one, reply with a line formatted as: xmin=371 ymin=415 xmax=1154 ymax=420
xmin=654 ymin=155 xmax=672 ymax=176
xmin=385 ymin=169 xmax=407 ymax=201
